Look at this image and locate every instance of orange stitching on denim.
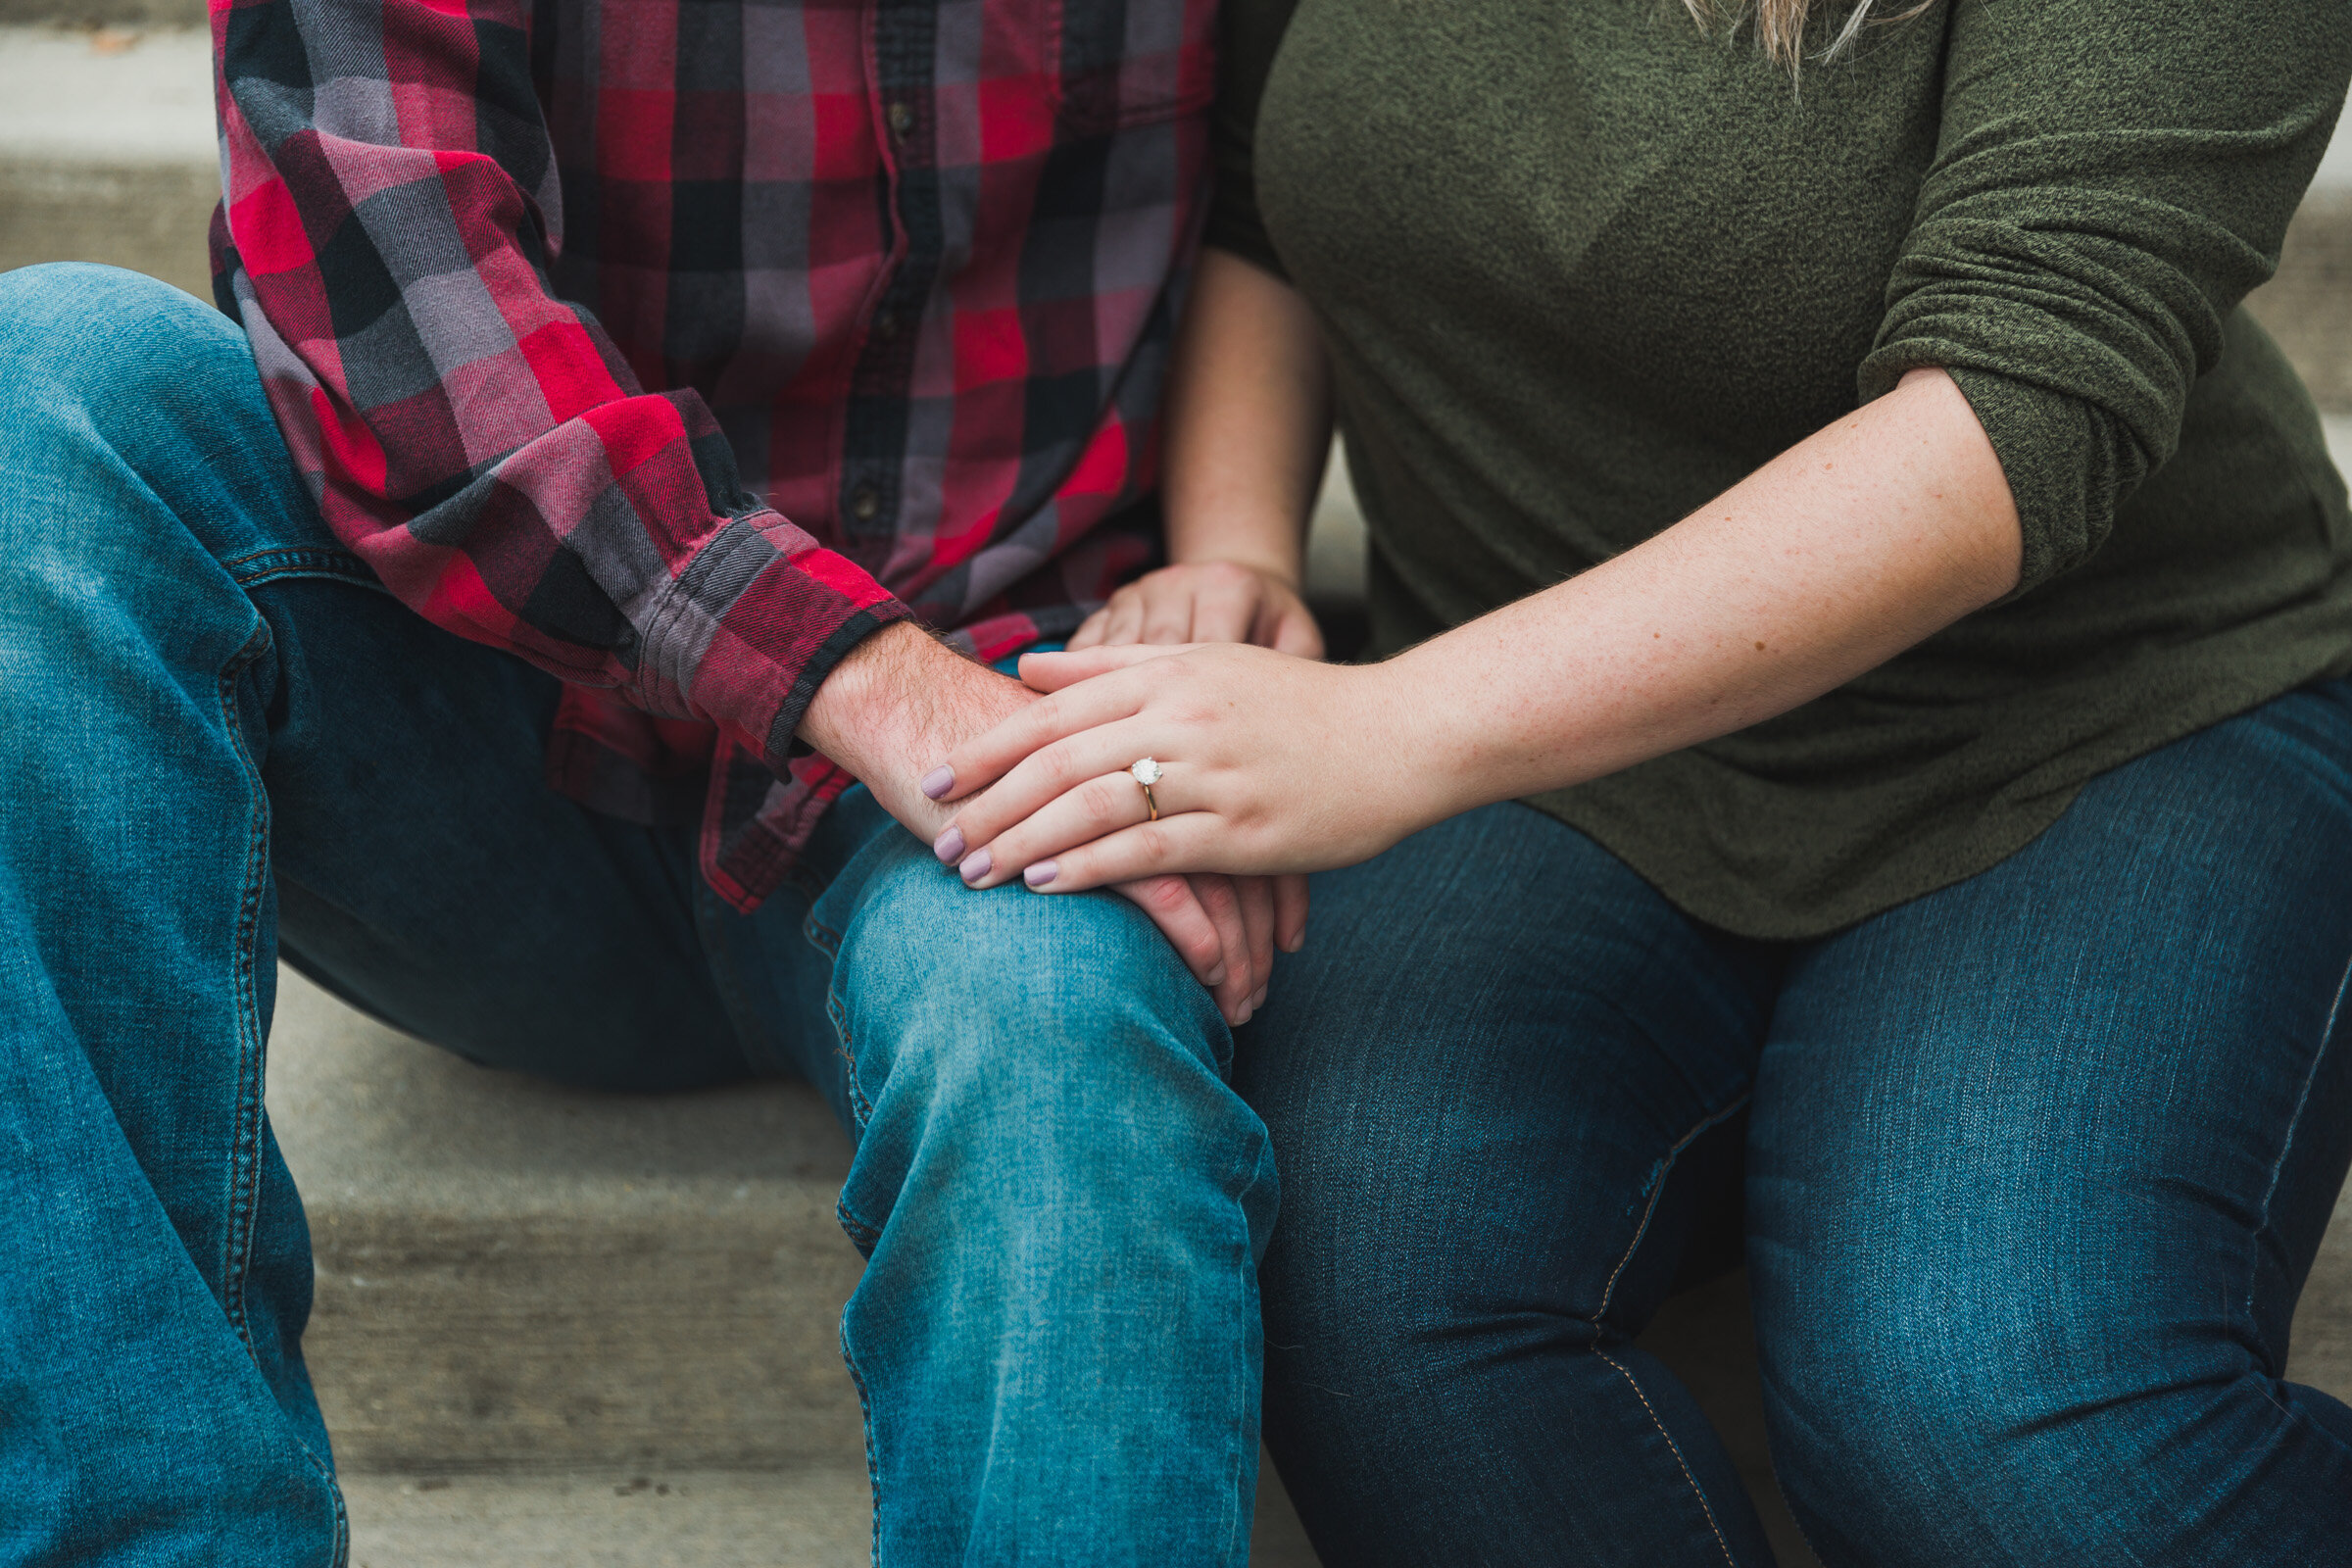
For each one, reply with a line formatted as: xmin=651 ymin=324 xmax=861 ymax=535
xmin=1594 ymin=1347 xmax=1740 ymax=1568
xmin=215 ymin=621 xmax=273 ymax=1360
xmin=1593 ymin=1094 xmax=1750 ymax=1327
xmin=2244 ymin=945 xmax=2352 ymax=1366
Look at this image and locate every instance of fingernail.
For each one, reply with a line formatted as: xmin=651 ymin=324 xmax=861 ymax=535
xmin=958 ymin=849 xmax=991 ymax=884
xmin=1205 ymin=964 xmax=1227 ymax=988
xmin=920 ymin=765 xmax=955 ymax=800
xmin=1251 ymin=986 xmax=1268 ymax=1009
xmin=932 ymin=825 xmax=964 ymax=864
xmin=1024 ymin=858 xmax=1058 ymax=889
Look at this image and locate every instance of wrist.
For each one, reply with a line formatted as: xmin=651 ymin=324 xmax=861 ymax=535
xmin=1367 ymin=650 xmax=1491 ymax=832
xmin=799 ymin=621 xmax=992 ymax=783
xmin=1166 ymin=543 xmax=1305 ymax=592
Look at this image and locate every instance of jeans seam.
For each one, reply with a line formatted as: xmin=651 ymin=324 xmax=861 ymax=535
xmin=839 ymin=1313 xmax=883 ymax=1568
xmin=2244 ymin=943 xmax=2352 ymax=1368
xmin=216 ymin=620 xmax=273 ymax=1362
xmin=1592 ymin=1093 xmax=1751 ymax=1327
xmin=1593 ymin=1346 xmax=1740 ymax=1568
xmin=804 ymin=908 xmax=876 ymax=1136
xmin=304 ymin=1446 xmax=351 ymax=1568
xmin=1220 ymin=1121 xmax=1275 ymax=1568
xmin=218 ymin=613 xmax=348 ymax=1564
xmin=218 ymin=545 xmax=378 ymax=590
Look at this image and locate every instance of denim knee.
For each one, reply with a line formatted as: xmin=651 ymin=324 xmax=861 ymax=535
xmin=819 ymin=841 xmax=1272 ymax=1230
xmin=0 ymin=262 xmax=327 ymax=641
xmin=0 ymin=263 xmax=301 ymax=562
xmin=1759 ymin=1267 xmax=2258 ymax=1567
xmin=0 ymin=264 xmax=251 ymax=432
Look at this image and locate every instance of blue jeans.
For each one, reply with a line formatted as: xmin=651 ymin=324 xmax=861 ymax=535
xmin=0 ymin=264 xmax=1276 ymax=1567
xmin=1240 ymin=691 xmax=2352 ymax=1564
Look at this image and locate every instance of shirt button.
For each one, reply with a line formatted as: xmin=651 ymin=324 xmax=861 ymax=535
xmin=885 ymin=101 xmax=914 ymax=143
xmin=872 ymin=309 xmax=901 ymax=341
xmin=850 ymin=485 xmax=881 ymax=522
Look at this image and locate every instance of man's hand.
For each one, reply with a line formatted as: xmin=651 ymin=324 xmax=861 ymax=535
xmin=798 ymin=622 xmax=1278 ymax=1024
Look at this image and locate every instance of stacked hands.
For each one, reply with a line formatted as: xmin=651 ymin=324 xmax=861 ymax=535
xmin=912 ymin=560 xmax=1416 ymax=1028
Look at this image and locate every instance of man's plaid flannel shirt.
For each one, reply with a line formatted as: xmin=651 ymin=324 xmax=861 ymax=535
xmin=209 ymin=0 xmax=1212 ymax=909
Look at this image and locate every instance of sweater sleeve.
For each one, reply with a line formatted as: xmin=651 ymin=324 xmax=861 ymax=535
xmin=1204 ymin=0 xmax=1300 ymax=276
xmin=213 ymin=0 xmax=911 ymax=777
xmin=1858 ymin=0 xmax=2352 ymax=591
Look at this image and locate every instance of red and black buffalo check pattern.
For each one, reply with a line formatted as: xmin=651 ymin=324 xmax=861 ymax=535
xmin=209 ymin=0 xmax=1213 ymax=907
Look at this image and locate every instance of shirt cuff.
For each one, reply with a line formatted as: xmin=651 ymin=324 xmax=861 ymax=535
xmin=1859 ymin=348 xmax=2124 ymax=597
xmin=632 ymin=509 xmax=916 ymax=776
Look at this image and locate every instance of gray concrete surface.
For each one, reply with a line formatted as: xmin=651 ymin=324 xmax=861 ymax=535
xmin=0 ymin=27 xmax=216 ymax=295
xmin=341 ymin=1467 xmax=1321 ymax=1568
xmin=0 ymin=0 xmax=200 ymax=27
xmin=341 ymin=1470 xmax=877 ymax=1568
xmin=270 ymin=971 xmax=865 ymax=1474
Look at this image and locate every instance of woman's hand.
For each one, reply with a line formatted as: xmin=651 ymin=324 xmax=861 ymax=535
xmin=1065 ymin=559 xmax=1321 ymax=1004
xmin=1068 ymin=560 xmax=1325 ymax=658
xmin=921 ymin=643 xmax=1432 ymax=906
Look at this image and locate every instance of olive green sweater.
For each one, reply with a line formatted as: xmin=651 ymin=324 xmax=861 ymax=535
xmin=1212 ymin=0 xmax=2352 ymax=938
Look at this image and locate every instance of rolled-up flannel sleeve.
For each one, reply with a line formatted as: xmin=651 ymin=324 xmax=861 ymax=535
xmin=213 ymin=0 xmax=910 ymax=773
xmin=1857 ymin=0 xmax=2352 ymax=592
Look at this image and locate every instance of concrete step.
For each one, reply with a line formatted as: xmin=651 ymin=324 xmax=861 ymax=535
xmin=340 ymin=1470 xmax=876 ymax=1568
xmin=0 ymin=27 xmax=216 ymax=298
xmin=0 ymin=0 xmax=199 ymax=28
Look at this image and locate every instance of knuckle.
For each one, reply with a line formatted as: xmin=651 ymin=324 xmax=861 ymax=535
xmin=1038 ymin=737 xmax=1086 ymax=787
xmin=1076 ymin=773 xmax=1128 ymax=822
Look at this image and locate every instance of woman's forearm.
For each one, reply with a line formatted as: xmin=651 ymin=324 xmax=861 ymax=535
xmin=1394 ymin=368 xmax=2023 ymax=824
xmin=1159 ymin=248 xmax=1333 ymax=585
xmin=923 ymin=369 xmax=2023 ymax=895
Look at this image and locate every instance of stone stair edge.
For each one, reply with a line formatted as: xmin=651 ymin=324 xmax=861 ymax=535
xmin=0 ymin=1 xmax=203 ymax=30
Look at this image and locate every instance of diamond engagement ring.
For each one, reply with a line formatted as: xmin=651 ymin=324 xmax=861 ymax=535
xmin=1129 ymin=758 xmax=1163 ymax=821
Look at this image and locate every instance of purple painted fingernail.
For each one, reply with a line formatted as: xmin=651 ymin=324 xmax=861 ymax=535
xmin=932 ymin=825 xmax=964 ymax=864
xmin=1024 ymin=858 xmax=1059 ymax=889
xmin=958 ymin=848 xmax=992 ymax=884
xmin=919 ymin=765 xmax=955 ymax=800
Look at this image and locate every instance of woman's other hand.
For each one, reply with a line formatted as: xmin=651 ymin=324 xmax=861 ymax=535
xmin=1069 ymin=559 xmax=1325 ymax=658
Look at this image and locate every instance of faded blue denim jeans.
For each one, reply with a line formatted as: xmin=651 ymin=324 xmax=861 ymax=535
xmin=1242 ymin=695 xmax=2352 ymax=1563
xmin=0 ymin=264 xmax=1276 ymax=1567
